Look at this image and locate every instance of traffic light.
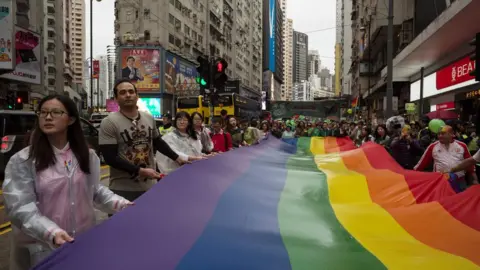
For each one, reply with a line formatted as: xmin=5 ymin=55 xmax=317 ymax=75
xmin=470 ymin=32 xmax=480 ymax=81
xmin=16 ymin=97 xmax=23 ymax=110
xmin=196 ymin=56 xmax=211 ymax=94
xmin=213 ymin=58 xmax=228 ymax=91
xmin=6 ymin=91 xmax=15 ymax=110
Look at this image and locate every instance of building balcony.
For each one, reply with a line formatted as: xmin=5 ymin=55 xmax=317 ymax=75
xmin=64 ymin=67 xmax=74 ymax=79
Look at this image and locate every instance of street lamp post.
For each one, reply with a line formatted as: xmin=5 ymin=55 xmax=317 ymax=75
xmin=385 ymin=0 xmax=394 ymax=119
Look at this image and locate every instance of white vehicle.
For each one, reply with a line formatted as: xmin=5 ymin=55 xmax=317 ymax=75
xmin=89 ymin=112 xmax=109 ymax=128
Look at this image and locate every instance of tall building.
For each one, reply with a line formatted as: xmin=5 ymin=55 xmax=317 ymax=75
xmin=292 ymin=81 xmax=311 ymax=101
xmin=307 ymin=50 xmax=321 ymax=77
xmin=69 ymin=0 xmax=86 ymax=85
xmin=114 ymin=0 xmax=263 ymax=96
xmin=292 ymin=30 xmax=308 ymax=83
xmin=44 ymin=0 xmax=65 ymax=94
xmin=282 ymin=18 xmax=293 ymax=100
xmin=262 ymin=0 xmax=284 ymax=102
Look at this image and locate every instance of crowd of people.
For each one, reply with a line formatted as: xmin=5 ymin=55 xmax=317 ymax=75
xmin=2 ymin=78 xmax=479 ymax=270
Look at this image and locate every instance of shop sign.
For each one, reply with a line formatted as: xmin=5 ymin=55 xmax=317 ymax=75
xmin=465 ymin=89 xmax=480 ymax=99
xmin=436 ymin=56 xmax=476 ymax=90
xmin=405 ymin=103 xmax=416 ymax=112
xmin=435 ymin=101 xmax=455 ymax=111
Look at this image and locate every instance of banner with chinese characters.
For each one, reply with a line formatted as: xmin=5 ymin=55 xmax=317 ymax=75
xmin=120 ymin=48 xmax=161 ymax=91
xmin=92 ymin=60 xmax=99 ymax=79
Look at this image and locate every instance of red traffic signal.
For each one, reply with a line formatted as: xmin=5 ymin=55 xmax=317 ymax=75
xmin=16 ymin=97 xmax=22 ymax=104
xmin=217 ymin=62 xmax=224 ymax=72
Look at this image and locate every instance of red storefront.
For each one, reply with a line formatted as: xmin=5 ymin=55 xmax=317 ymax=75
xmin=410 ymin=55 xmax=479 ymax=121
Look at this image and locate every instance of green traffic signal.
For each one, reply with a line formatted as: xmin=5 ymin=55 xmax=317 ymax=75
xmin=200 ymin=78 xmax=207 ymax=86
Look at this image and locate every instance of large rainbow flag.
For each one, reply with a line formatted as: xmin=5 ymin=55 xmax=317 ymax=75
xmin=34 ymin=137 xmax=480 ymax=270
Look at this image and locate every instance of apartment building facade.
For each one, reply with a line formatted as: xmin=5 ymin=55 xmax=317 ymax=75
xmin=282 ymin=18 xmax=293 ymax=100
xmin=114 ymin=0 xmax=263 ymax=97
xmin=69 ymin=0 xmax=86 ymax=85
xmin=307 ymin=50 xmax=320 ymax=77
xmin=292 ymin=30 xmax=308 ymax=83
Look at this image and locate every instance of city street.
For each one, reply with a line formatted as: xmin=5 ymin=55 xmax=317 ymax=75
xmin=0 ymin=166 xmax=111 ymax=270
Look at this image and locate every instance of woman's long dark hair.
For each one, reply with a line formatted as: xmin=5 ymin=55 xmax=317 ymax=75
xmin=29 ymin=95 xmax=91 ymax=174
xmin=374 ymin=124 xmax=388 ymax=139
xmin=174 ymin=111 xmax=198 ymax=140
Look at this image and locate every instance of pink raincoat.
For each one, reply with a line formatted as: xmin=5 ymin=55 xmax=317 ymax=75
xmin=2 ymin=144 xmax=129 ymax=270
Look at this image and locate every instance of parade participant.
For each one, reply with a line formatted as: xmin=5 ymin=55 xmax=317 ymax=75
xmin=99 ymin=79 xmax=190 ymax=202
xmin=192 ymin=112 xmax=214 ymax=153
xmin=210 ymin=117 xmax=233 ymax=152
xmin=414 ymin=125 xmax=477 ymax=190
xmin=159 ymin=113 xmax=174 ymax=136
xmin=3 ymin=95 xmax=132 ymax=270
xmin=225 ymin=116 xmax=244 ymax=148
xmin=157 ymin=112 xmax=207 ymax=174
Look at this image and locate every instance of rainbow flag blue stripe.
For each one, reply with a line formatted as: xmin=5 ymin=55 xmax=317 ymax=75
xmin=34 ymin=137 xmax=480 ymax=270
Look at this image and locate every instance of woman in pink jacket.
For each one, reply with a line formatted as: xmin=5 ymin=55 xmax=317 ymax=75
xmin=3 ymin=95 xmax=131 ymax=270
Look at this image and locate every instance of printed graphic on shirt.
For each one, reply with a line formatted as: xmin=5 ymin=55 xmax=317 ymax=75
xmin=119 ymin=124 xmax=154 ymax=167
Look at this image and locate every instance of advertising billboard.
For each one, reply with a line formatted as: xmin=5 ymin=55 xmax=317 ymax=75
xmin=268 ymin=0 xmax=276 ymax=72
xmin=0 ymin=0 xmax=14 ymax=70
xmin=0 ymin=26 xmax=41 ymax=84
xmin=164 ymin=52 xmax=199 ymax=96
xmin=120 ymin=48 xmax=161 ymax=91
xmin=138 ymin=97 xmax=161 ymax=119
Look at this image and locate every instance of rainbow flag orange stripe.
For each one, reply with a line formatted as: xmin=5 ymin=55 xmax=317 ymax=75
xmin=315 ymin=137 xmax=480 ymax=269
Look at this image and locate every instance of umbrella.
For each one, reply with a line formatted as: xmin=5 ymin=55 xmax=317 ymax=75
xmin=426 ymin=110 xmax=458 ymax=120
xmin=385 ymin=115 xmax=405 ymax=132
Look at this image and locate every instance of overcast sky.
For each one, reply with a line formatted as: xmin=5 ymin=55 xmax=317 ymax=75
xmin=287 ymin=0 xmax=336 ymax=72
xmin=86 ymin=0 xmax=337 ymax=72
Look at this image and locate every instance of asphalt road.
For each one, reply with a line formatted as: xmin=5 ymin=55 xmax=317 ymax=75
xmin=0 ymin=166 xmax=111 ymax=270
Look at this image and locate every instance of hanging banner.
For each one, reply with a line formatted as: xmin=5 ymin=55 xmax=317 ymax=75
xmin=92 ymin=60 xmax=99 ymax=79
xmin=0 ymin=0 xmax=14 ymax=70
xmin=164 ymin=52 xmax=199 ymax=96
xmin=0 ymin=26 xmax=41 ymax=84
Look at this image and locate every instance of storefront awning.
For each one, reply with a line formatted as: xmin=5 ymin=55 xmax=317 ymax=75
xmin=381 ymin=0 xmax=480 ymax=81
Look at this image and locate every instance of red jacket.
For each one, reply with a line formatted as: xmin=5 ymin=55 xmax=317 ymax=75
xmin=210 ymin=130 xmax=233 ymax=152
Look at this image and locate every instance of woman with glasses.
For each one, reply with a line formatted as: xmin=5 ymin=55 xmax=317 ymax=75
xmin=156 ymin=111 xmax=208 ymax=174
xmin=2 ymin=95 xmax=132 ymax=270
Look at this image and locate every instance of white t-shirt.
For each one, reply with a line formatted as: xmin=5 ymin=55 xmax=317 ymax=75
xmin=473 ymin=150 xmax=480 ymax=162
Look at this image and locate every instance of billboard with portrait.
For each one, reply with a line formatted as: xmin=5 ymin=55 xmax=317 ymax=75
xmin=0 ymin=26 xmax=41 ymax=84
xmin=120 ymin=48 xmax=160 ymax=91
xmin=0 ymin=0 xmax=14 ymax=70
xmin=164 ymin=52 xmax=199 ymax=96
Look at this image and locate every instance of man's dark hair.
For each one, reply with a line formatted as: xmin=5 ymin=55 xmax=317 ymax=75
xmin=220 ymin=109 xmax=227 ymax=117
xmin=126 ymin=56 xmax=135 ymax=62
xmin=212 ymin=116 xmax=223 ymax=124
xmin=113 ymin=79 xmax=137 ymax=97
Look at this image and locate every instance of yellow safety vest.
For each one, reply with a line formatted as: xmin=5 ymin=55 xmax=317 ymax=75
xmin=159 ymin=126 xmax=173 ymax=136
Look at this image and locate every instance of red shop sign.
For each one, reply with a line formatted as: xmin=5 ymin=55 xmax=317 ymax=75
xmin=436 ymin=56 xmax=476 ymax=90
xmin=436 ymin=101 xmax=455 ymax=111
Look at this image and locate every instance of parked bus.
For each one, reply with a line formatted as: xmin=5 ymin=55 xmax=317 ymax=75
xmin=213 ymin=93 xmax=261 ymax=120
xmin=176 ymin=96 xmax=210 ymax=122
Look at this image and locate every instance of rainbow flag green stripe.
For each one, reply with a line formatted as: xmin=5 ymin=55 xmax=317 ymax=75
xmin=279 ymin=137 xmax=385 ymax=269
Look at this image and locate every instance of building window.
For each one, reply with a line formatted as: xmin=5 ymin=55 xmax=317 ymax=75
xmin=198 ymin=35 xmax=203 ymax=43
xmin=175 ymin=37 xmax=182 ymax=47
xmin=184 ymin=25 xmax=190 ymax=36
xmin=169 ymin=13 xmax=175 ymax=24
xmin=170 ymin=0 xmax=174 ymax=4
xmin=175 ymin=0 xmax=182 ymax=10
xmin=169 ymin=34 xmax=175 ymax=44
xmin=144 ymin=30 xmax=150 ymax=40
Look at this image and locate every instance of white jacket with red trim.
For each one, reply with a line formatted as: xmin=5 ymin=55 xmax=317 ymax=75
xmin=414 ymin=140 xmax=474 ymax=178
